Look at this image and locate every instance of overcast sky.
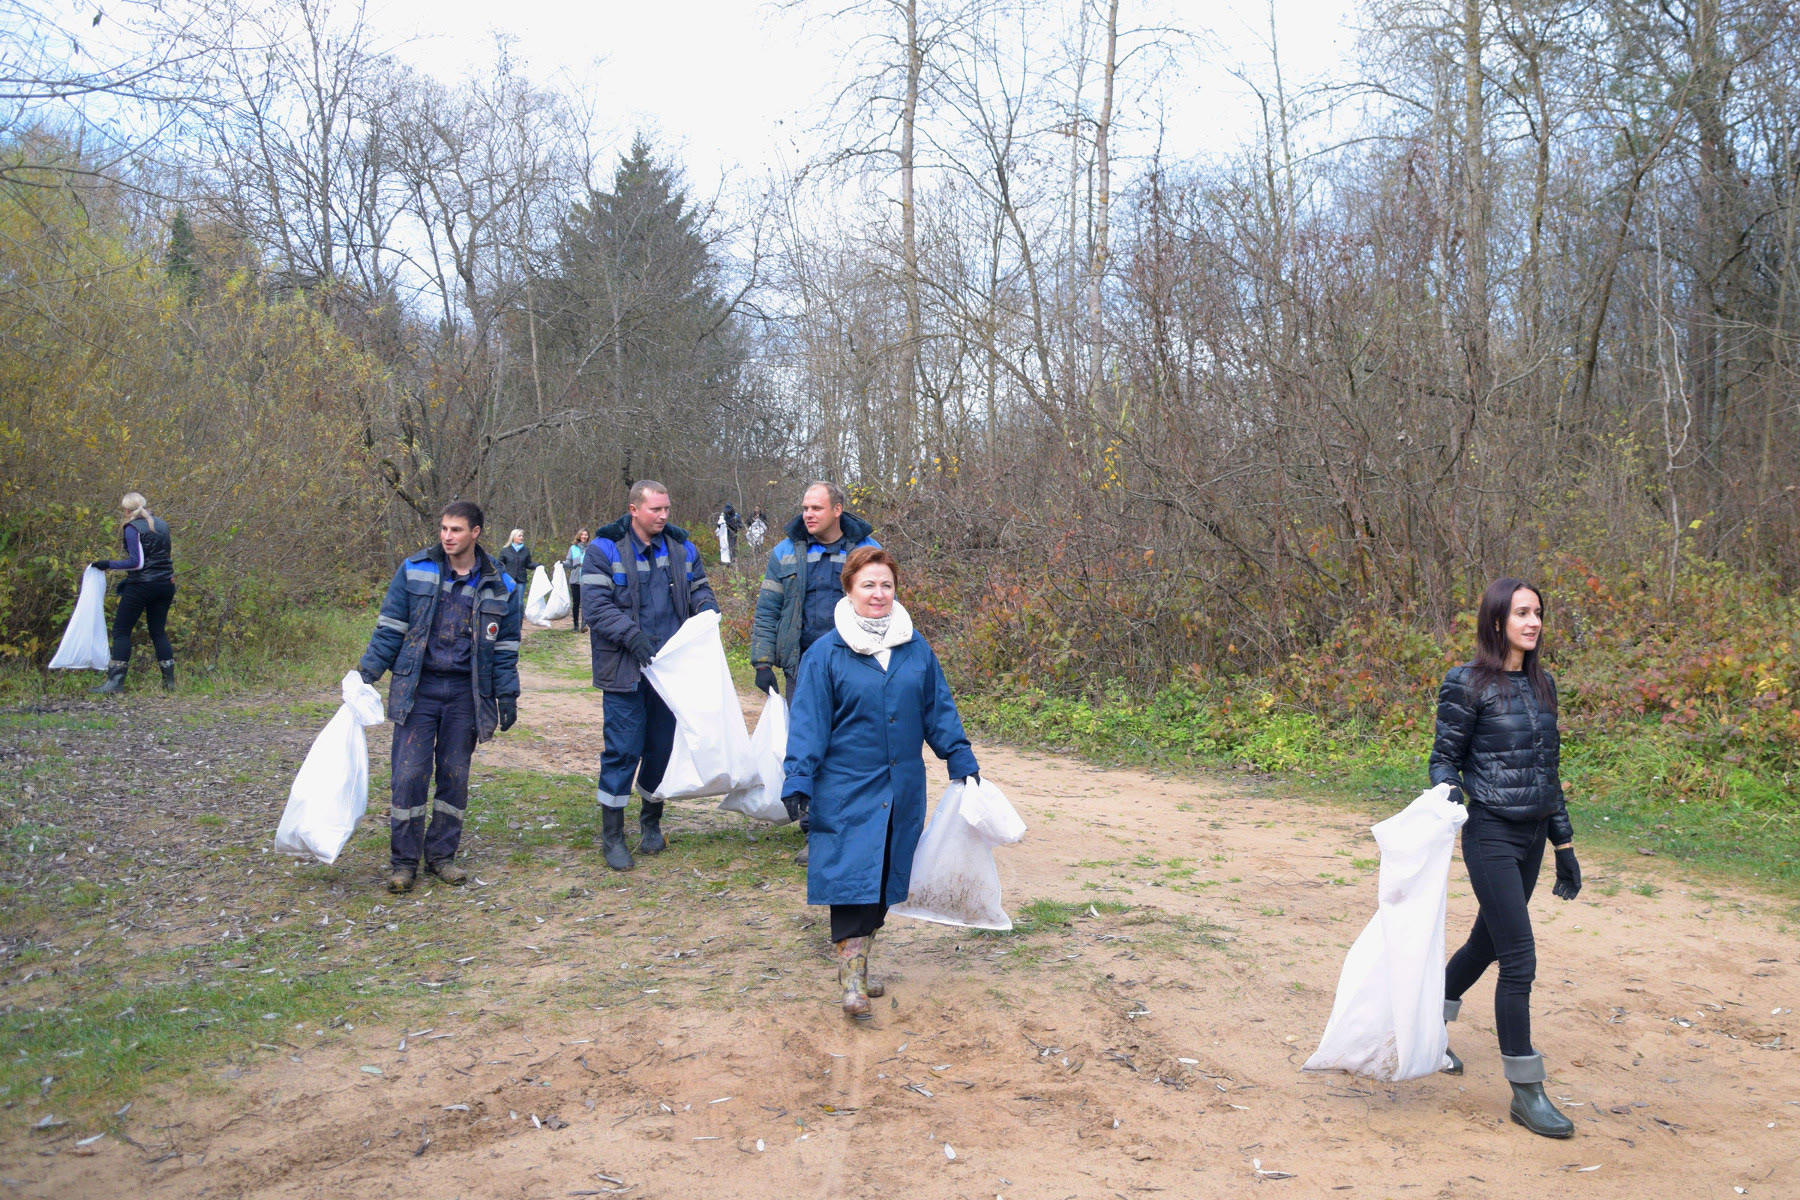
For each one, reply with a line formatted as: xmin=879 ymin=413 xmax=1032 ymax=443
xmin=366 ymin=0 xmax=1362 ymax=190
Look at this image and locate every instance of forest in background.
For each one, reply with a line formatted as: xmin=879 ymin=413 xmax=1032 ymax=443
xmin=3 ymin=0 xmax=1798 ymax=827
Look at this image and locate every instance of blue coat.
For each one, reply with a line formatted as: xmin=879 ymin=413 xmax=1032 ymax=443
xmin=357 ymin=544 xmax=522 ymax=741
xmin=783 ymin=630 xmax=980 ymax=906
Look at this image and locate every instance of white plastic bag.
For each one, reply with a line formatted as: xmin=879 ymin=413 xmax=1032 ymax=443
xmin=715 ymin=516 xmax=732 ymax=565
xmin=543 ymin=562 xmax=572 ymax=622
xmin=1303 ymin=783 xmax=1469 ymax=1081
xmin=47 ymin=567 xmax=112 ymax=671
xmin=892 ymin=778 xmax=1026 ymax=931
xmin=641 ymin=611 xmax=755 ymax=800
xmin=523 ymin=565 xmax=554 ymax=626
xmin=719 ymin=692 xmax=791 ymax=823
xmin=274 ymin=671 xmax=385 ymax=864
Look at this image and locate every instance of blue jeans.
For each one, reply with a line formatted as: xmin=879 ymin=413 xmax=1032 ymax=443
xmin=1445 ymin=805 xmax=1548 ymax=1056
xmin=389 ymin=671 xmax=476 ymax=869
xmin=598 ymin=679 xmax=676 ymax=808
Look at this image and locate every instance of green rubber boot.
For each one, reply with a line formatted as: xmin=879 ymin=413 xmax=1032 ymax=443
xmin=1504 ymin=1053 xmax=1574 ymax=1138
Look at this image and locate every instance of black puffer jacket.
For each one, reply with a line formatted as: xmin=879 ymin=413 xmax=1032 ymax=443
xmin=1429 ymin=664 xmax=1574 ymax=844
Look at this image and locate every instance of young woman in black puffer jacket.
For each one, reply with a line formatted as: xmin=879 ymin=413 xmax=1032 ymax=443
xmin=1429 ymin=576 xmax=1582 ymax=1139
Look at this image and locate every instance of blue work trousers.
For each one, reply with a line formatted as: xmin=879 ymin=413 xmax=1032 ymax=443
xmin=598 ymin=679 xmax=676 ymax=808
xmin=390 ymin=670 xmax=477 ymax=869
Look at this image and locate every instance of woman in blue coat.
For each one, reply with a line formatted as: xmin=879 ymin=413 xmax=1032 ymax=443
xmin=782 ymin=546 xmax=979 ymax=1020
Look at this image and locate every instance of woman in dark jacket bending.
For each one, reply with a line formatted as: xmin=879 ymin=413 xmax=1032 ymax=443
xmin=782 ymin=546 xmax=979 ymax=1021
xmin=1429 ymin=577 xmax=1582 ymax=1138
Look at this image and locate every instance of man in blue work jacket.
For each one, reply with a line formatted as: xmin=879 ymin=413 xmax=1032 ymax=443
xmin=750 ymin=480 xmax=878 ymax=864
xmin=582 ymin=480 xmax=719 ymax=871
xmin=359 ymin=500 xmax=523 ymax=894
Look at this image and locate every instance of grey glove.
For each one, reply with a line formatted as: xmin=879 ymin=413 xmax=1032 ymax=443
xmin=627 ymin=632 xmax=656 ymax=667
xmin=783 ymin=793 xmax=809 ymax=824
xmin=358 ymin=667 xmax=381 ymax=685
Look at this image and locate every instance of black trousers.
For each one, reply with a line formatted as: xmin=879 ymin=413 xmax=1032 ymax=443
xmin=567 ymin=576 xmax=582 ymax=629
xmin=829 ymin=805 xmax=893 ymax=942
xmin=112 ymin=579 xmax=176 ymax=662
xmin=1445 ymin=805 xmax=1547 ymax=1057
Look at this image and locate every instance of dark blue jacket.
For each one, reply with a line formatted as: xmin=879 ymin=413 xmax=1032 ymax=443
xmin=358 ymin=544 xmax=522 ymax=740
xmin=580 ymin=515 xmax=718 ymax=693
xmin=751 ymin=512 xmax=879 ymax=674
xmin=783 ymin=630 xmax=979 ymax=906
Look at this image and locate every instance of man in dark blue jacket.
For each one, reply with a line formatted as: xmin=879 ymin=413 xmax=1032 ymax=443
xmin=750 ymin=481 xmax=878 ymax=864
xmin=582 ymin=480 xmax=719 ymax=871
xmin=359 ymin=500 xmax=522 ymax=894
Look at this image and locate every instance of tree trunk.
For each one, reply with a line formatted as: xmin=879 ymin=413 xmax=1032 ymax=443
xmin=898 ymin=0 xmax=922 ymax=475
xmin=1086 ymin=0 xmax=1119 ymax=411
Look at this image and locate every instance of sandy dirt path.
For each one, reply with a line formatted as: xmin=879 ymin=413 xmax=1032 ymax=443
xmin=11 ymin=619 xmax=1797 ymax=1199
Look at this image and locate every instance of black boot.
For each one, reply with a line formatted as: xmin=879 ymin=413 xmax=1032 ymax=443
xmin=91 ymin=660 xmax=128 ymax=694
xmin=601 ymin=806 xmax=634 ymax=872
xmin=1442 ymin=997 xmax=1464 ymax=1075
xmin=1503 ymin=1053 xmax=1574 ymax=1138
xmin=159 ymin=659 xmax=176 ymax=692
xmin=638 ymin=800 xmax=666 ymax=855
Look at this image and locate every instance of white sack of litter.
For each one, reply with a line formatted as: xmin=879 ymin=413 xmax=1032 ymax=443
xmin=642 ymin=611 xmax=755 ymax=800
xmin=274 ymin=671 xmax=385 ymax=864
xmin=542 ymin=562 xmax=572 ymax=622
xmin=1302 ymin=783 xmax=1468 ymax=1081
xmin=523 ymin=565 xmax=554 ymax=626
xmin=719 ymin=691 xmax=791 ymax=823
xmin=47 ymin=567 xmax=112 ymax=671
xmin=892 ymin=777 xmax=1026 ymax=931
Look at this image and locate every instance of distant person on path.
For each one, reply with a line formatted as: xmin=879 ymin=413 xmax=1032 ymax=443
xmin=719 ymin=503 xmax=743 ymax=564
xmin=1430 ymin=576 xmax=1582 ymax=1138
xmin=746 ymin=507 xmax=767 ymax=551
xmin=496 ymin=530 xmax=536 ymax=585
xmin=751 ymin=481 xmax=878 ymax=864
xmin=566 ymin=529 xmax=590 ymax=631
xmin=89 ymin=491 xmax=177 ymax=694
xmin=582 ymin=480 xmax=719 ymax=871
xmin=358 ymin=500 xmax=522 ymax=894
xmin=782 ymin=546 xmax=978 ymax=1021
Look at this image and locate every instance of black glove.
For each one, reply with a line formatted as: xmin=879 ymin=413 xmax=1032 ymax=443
xmin=627 ymin=632 xmax=657 ymax=667
xmin=755 ymin=666 xmax=779 ymax=695
xmin=497 ymin=696 xmax=517 ymax=732
xmin=88 ymin=560 xmax=109 ymax=571
xmin=1445 ymin=784 xmax=1465 ymax=805
xmin=783 ymin=793 xmax=809 ymax=824
xmin=1552 ymin=846 xmax=1581 ymax=900
xmin=358 ymin=667 xmax=381 ymax=685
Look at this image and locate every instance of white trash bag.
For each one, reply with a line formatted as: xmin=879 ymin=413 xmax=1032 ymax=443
xmin=523 ymin=565 xmax=554 ymax=626
xmin=47 ymin=566 xmax=112 ymax=671
xmin=1303 ymin=783 xmax=1469 ymax=1082
xmin=715 ymin=515 xmax=732 ymax=565
xmin=274 ymin=671 xmax=386 ymax=864
xmin=720 ymin=692 xmax=791 ymax=823
xmin=892 ymin=777 xmax=1027 ymax=931
xmin=641 ymin=611 xmax=755 ymax=800
xmin=543 ymin=562 xmax=572 ymax=622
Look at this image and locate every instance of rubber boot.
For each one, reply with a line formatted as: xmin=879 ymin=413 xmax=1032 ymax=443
xmin=159 ymin=659 xmax=176 ymax=692
xmin=862 ymin=930 xmax=886 ymax=999
xmin=638 ymin=800 xmax=667 ymax=855
xmin=1503 ymin=1053 xmax=1574 ymax=1139
xmin=387 ymin=866 xmax=417 ymax=894
xmin=601 ymin=806 xmax=634 ymax=872
xmin=835 ymin=937 xmax=872 ymax=1020
xmin=1442 ymin=997 xmax=1464 ymax=1075
xmin=427 ymin=859 xmax=468 ymax=885
xmin=91 ymin=660 xmax=128 ymax=694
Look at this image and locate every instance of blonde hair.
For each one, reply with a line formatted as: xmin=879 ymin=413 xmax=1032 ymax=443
xmin=120 ymin=492 xmax=151 ymax=523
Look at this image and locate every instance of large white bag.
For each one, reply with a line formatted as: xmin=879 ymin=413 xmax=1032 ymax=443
xmin=523 ymin=565 xmax=554 ymax=626
xmin=47 ymin=567 xmax=112 ymax=670
xmin=1303 ymin=783 xmax=1469 ymax=1081
xmin=715 ymin=516 xmax=732 ymax=565
xmin=641 ymin=611 xmax=755 ymax=800
xmin=720 ymin=692 xmax=791 ymax=823
xmin=543 ymin=562 xmax=572 ymax=622
xmin=274 ymin=671 xmax=385 ymax=864
xmin=892 ymin=778 xmax=1027 ymax=931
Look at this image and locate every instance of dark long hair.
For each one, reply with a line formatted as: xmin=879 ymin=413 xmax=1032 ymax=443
xmin=1469 ymin=577 xmax=1555 ymax=708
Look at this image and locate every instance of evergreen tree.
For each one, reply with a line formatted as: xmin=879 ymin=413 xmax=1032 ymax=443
xmin=165 ymin=211 xmax=198 ymax=300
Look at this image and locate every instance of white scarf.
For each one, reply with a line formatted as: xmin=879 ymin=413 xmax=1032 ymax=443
xmin=833 ymin=596 xmax=914 ymax=670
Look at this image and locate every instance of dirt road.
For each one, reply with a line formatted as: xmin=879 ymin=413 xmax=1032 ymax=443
xmin=5 ymin=623 xmax=1795 ymax=1198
